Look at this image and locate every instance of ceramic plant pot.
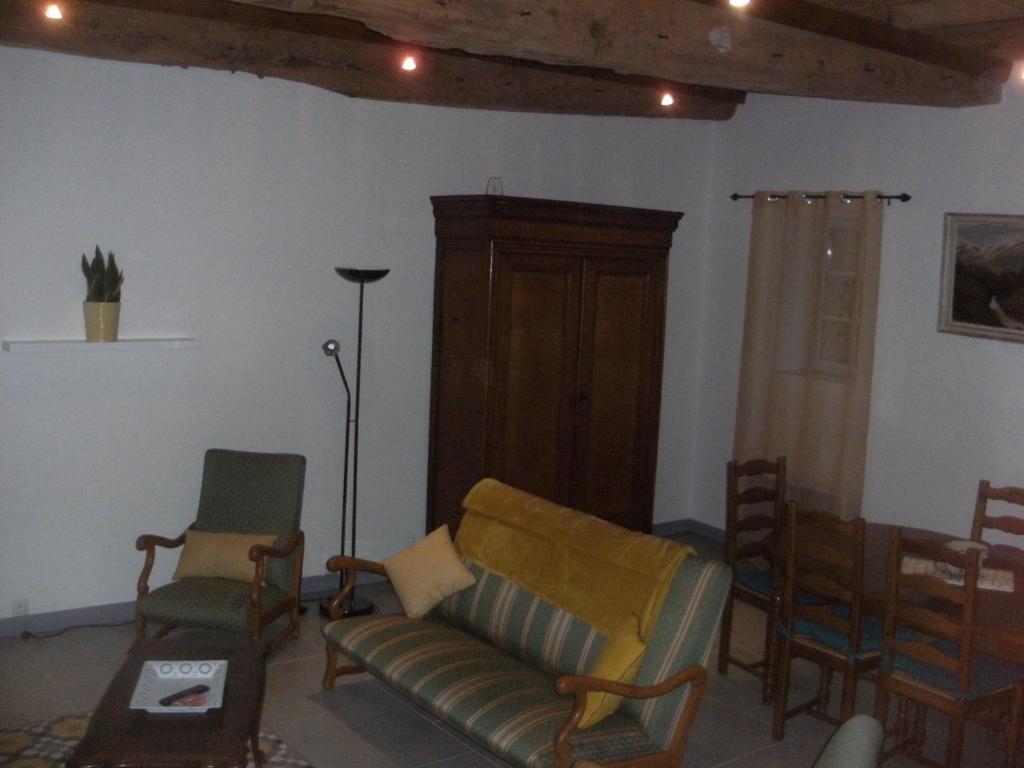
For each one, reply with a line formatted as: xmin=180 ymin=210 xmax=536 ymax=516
xmin=83 ymin=301 xmax=120 ymax=342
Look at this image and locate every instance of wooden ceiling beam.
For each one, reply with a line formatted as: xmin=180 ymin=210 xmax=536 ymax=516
xmin=231 ymin=0 xmax=1007 ymax=106
xmin=690 ymin=0 xmax=1013 ymax=80
xmin=933 ymin=18 xmax=1024 ymax=61
xmin=0 ymin=0 xmax=741 ymax=120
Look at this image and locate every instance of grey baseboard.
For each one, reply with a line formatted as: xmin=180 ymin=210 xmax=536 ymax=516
xmin=653 ymin=518 xmax=725 ymax=542
xmin=0 ymin=572 xmax=384 ymax=639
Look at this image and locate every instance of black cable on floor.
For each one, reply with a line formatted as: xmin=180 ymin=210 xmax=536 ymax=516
xmin=20 ymin=618 xmax=133 ymax=641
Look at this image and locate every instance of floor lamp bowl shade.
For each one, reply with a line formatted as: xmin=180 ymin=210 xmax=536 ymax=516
xmin=335 ymin=268 xmax=390 ymax=284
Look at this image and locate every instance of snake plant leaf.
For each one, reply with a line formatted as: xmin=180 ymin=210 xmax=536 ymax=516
xmin=90 ymin=249 xmax=104 ymax=278
xmin=80 ymin=246 xmax=124 ymax=302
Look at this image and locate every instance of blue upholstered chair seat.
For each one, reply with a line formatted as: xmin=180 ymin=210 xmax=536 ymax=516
xmin=891 ymin=640 xmax=1024 ymax=698
xmin=735 ymin=568 xmax=773 ymax=596
xmin=790 ymin=606 xmax=883 ymax=658
xmin=737 ymin=568 xmax=823 ymax=605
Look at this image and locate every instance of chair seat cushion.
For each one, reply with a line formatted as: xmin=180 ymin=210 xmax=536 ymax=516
xmin=891 ymin=641 xmax=1024 ymax=699
xmin=139 ymin=578 xmax=291 ymax=632
xmin=793 ymin=606 xmax=883 ymax=658
xmin=735 ymin=568 xmax=773 ymax=597
xmin=736 ymin=569 xmax=820 ymax=606
xmin=324 ymin=614 xmax=658 ymax=768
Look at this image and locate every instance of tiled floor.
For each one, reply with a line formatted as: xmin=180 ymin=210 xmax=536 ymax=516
xmin=0 ymin=534 xmax=1007 ymax=767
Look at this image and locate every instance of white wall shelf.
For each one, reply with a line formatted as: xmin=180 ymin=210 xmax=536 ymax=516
xmin=1 ymin=338 xmax=198 ymax=353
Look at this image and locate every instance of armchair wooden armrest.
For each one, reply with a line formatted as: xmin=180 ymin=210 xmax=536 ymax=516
xmin=135 ymin=526 xmax=191 ymax=599
xmin=249 ymin=530 xmax=305 ymax=561
xmin=247 ymin=530 xmax=306 ymax=623
xmin=551 ymin=665 xmax=709 ymax=768
xmin=136 ymin=531 xmax=188 ymax=551
xmin=324 ymin=554 xmax=388 ymax=620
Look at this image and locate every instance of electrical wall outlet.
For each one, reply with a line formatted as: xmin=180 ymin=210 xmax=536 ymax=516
xmin=486 ymin=177 xmax=503 ymax=195
xmin=12 ymin=598 xmax=29 ymax=617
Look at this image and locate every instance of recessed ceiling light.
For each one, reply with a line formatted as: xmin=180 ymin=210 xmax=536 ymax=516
xmin=729 ymin=0 xmax=751 ymax=7
xmin=401 ymin=56 xmax=417 ymax=72
xmin=660 ymin=93 xmax=675 ymax=107
xmin=44 ymin=3 xmax=63 ymax=19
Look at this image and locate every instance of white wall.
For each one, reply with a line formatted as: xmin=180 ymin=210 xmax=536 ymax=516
xmin=0 ymin=47 xmax=713 ymax=616
xmin=690 ymin=83 xmax=1024 ymax=538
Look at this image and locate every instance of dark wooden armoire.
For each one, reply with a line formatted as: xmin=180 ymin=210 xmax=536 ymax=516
xmin=427 ymin=195 xmax=682 ymax=534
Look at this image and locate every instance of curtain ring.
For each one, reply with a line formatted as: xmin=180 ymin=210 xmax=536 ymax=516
xmin=767 ymin=194 xmax=781 ymax=203
xmin=840 ymin=194 xmax=853 ymax=204
xmin=802 ymin=194 xmax=815 ymax=204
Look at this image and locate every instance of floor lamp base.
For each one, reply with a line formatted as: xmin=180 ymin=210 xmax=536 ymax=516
xmin=318 ymin=593 xmax=377 ymax=619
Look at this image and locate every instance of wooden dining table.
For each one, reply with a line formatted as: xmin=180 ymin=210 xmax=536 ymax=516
xmin=861 ymin=522 xmax=1024 ymax=664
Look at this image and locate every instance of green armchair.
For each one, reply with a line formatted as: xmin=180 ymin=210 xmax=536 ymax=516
xmin=134 ymin=449 xmax=307 ymax=650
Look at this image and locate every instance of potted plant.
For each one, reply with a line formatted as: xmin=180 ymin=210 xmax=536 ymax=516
xmin=81 ymin=246 xmax=124 ymax=342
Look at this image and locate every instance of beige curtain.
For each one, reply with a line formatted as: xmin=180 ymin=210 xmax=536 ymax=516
xmin=734 ymin=191 xmax=883 ymax=518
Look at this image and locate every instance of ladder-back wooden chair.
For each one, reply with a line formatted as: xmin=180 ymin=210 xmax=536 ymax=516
xmin=971 ymin=479 xmax=1024 ymax=767
xmin=719 ymin=456 xmax=786 ymax=703
xmin=972 ymin=479 xmax=1024 ymax=543
xmin=874 ymin=530 xmax=1021 ymax=768
xmin=772 ymin=503 xmax=880 ymax=740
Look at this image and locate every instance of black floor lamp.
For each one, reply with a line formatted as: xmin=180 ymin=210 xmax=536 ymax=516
xmin=319 ymin=266 xmax=389 ymax=618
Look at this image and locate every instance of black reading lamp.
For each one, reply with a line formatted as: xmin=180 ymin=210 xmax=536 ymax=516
xmin=319 ymin=267 xmax=389 ymax=618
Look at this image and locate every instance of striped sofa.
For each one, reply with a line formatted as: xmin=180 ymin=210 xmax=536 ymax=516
xmin=322 ymin=480 xmax=731 ymax=768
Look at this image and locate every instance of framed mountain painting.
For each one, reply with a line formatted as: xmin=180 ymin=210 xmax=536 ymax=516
xmin=939 ymin=213 xmax=1024 ymax=342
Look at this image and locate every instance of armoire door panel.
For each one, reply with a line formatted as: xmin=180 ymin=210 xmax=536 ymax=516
xmin=427 ymin=245 xmax=494 ymax=533
xmin=573 ymin=257 xmax=664 ymax=531
xmin=488 ymin=250 xmax=582 ymax=505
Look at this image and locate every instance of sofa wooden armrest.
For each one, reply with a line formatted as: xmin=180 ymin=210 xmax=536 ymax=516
xmin=324 ymin=554 xmax=388 ymax=620
xmin=553 ymin=665 xmax=709 ymax=768
xmin=321 ymin=554 xmax=390 ymax=687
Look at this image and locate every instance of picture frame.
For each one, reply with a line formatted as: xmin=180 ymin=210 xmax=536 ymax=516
xmin=939 ymin=213 xmax=1024 ymax=343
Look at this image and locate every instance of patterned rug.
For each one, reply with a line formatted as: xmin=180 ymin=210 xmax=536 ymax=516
xmin=0 ymin=714 xmax=313 ymax=768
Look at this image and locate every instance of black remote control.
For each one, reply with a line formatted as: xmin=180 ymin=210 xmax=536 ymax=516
xmin=158 ymin=684 xmax=210 ymax=707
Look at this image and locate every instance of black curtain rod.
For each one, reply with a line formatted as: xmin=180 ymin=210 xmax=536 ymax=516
xmin=730 ymin=192 xmax=912 ymax=204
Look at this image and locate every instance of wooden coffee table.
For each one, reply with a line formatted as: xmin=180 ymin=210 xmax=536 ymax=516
xmin=67 ymin=638 xmax=267 ymax=768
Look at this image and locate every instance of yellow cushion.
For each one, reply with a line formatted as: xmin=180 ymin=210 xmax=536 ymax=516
xmin=384 ymin=525 xmax=476 ymax=618
xmin=579 ymin=617 xmax=647 ymax=729
xmin=455 ymin=479 xmax=690 ymax=639
xmin=173 ymin=530 xmax=277 ymax=583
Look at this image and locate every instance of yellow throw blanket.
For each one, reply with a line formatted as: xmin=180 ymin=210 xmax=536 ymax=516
xmin=455 ymin=479 xmax=690 ymax=640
